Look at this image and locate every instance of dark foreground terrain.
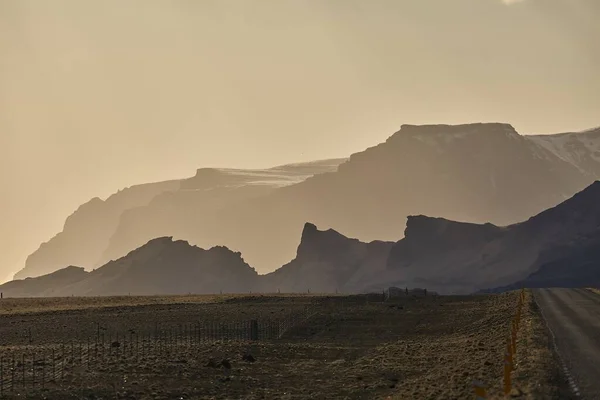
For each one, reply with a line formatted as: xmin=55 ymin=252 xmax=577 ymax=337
xmin=0 ymin=292 xmax=559 ymax=399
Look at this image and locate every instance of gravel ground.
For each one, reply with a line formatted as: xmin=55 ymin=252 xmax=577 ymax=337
xmin=0 ymin=292 xmax=559 ymax=399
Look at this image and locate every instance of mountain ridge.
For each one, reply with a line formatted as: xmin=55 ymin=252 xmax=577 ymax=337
xmin=17 ymin=123 xmax=600 ymax=282
xmin=16 ymin=159 xmax=346 ymax=280
xmin=3 ymin=181 xmax=600 ymax=297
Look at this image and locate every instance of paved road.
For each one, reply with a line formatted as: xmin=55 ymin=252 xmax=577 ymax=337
xmin=534 ymin=288 xmax=600 ymax=398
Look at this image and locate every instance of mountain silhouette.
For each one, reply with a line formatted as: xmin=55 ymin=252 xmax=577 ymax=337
xmin=386 ymin=180 xmax=600 ymax=293
xmin=16 ymin=159 xmax=345 ymax=279
xmin=106 ymin=122 xmax=588 ymax=274
xmin=17 ymin=123 xmax=599 ymax=281
xmin=3 ymin=181 xmax=600 ymax=296
xmin=2 ymin=237 xmax=257 ymax=297
xmin=260 ymin=222 xmax=394 ymax=293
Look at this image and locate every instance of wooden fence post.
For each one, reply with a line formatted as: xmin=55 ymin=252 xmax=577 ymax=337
xmin=32 ymin=352 xmax=35 ymax=388
xmin=11 ymin=355 xmax=15 ymax=392
xmin=21 ymin=353 xmax=25 ymax=389
xmin=250 ymin=320 xmax=259 ymax=341
xmin=41 ymin=352 xmax=45 ymax=388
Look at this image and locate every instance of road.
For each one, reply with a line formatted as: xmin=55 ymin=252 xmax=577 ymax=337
xmin=534 ymin=288 xmax=600 ymax=399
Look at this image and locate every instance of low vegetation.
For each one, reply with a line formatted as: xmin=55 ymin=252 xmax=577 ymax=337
xmin=0 ymin=291 xmax=559 ymax=399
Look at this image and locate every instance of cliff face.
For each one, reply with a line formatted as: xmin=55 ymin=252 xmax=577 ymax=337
xmin=4 ymin=182 xmax=600 ymax=297
xmin=16 ymin=123 xmax=600 ymax=293
xmin=17 ymin=159 xmax=346 ymax=279
xmin=260 ymin=223 xmax=394 ymax=293
xmin=387 ymin=181 xmax=600 ymax=293
xmin=16 ymin=180 xmax=181 ymax=280
xmin=164 ymin=122 xmax=591 ymax=276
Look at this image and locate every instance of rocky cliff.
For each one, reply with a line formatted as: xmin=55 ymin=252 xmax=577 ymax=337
xmin=17 ymin=159 xmax=345 ymax=279
xmin=387 ymin=181 xmax=600 ymax=293
xmin=137 ymin=122 xmax=589 ymax=275
xmin=260 ymin=222 xmax=394 ymax=293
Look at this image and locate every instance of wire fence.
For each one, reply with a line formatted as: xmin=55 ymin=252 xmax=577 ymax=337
xmin=0 ymin=304 xmax=318 ymax=396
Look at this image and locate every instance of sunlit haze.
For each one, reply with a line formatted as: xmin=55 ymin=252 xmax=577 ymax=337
xmin=1 ymin=0 xmax=599 ymax=282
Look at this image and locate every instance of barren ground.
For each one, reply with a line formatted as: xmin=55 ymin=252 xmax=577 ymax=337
xmin=0 ymin=291 xmax=560 ymax=399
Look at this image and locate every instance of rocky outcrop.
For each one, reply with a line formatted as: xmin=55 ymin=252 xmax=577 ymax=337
xmin=260 ymin=223 xmax=394 ymax=293
xmin=387 ymin=181 xmax=600 ymax=293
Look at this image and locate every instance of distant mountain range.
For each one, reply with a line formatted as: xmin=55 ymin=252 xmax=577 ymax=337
xmin=14 ymin=123 xmax=600 ymax=289
xmin=3 ymin=238 xmax=257 ymax=297
xmin=16 ymin=159 xmax=345 ymax=279
xmin=529 ymin=127 xmax=600 ymax=177
xmin=3 ymin=179 xmax=600 ymax=297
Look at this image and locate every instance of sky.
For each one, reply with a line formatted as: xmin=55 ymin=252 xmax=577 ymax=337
xmin=0 ymin=0 xmax=599 ymax=282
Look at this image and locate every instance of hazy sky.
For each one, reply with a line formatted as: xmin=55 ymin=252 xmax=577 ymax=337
xmin=1 ymin=0 xmax=599 ymax=282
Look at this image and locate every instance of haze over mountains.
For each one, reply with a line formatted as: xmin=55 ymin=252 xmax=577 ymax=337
xmin=3 ymin=0 xmax=600 ymax=290
xmin=3 ymin=178 xmax=600 ymax=297
xmin=16 ymin=159 xmax=345 ymax=280
xmin=15 ymin=123 xmax=600 ymax=284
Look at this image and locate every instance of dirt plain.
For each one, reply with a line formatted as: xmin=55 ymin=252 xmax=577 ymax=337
xmin=0 ymin=291 xmax=560 ymax=399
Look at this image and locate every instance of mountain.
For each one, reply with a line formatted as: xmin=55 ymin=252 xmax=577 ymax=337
xmin=1 ymin=237 xmax=258 ymax=297
xmin=16 ymin=180 xmax=181 ymax=280
xmin=20 ymin=123 xmax=599 ymax=282
xmin=100 ymin=123 xmax=591 ymax=274
xmin=0 ymin=266 xmax=88 ymax=298
xmin=386 ymin=181 xmax=600 ymax=293
xmin=528 ymin=127 xmax=600 ymax=178
xmin=259 ymin=223 xmax=394 ymax=293
xmin=5 ymin=181 xmax=600 ymax=297
xmin=16 ymin=159 xmax=346 ymax=279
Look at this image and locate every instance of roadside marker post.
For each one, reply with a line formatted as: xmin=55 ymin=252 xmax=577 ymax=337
xmin=472 ymin=380 xmax=487 ymax=399
xmin=503 ymin=352 xmax=512 ymax=395
xmin=511 ymin=322 xmax=517 ymax=354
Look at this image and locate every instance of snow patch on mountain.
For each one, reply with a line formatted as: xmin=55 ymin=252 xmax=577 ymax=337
xmin=528 ymin=127 xmax=600 ymax=177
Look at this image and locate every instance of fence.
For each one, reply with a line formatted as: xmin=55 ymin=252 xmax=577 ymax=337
xmin=472 ymin=288 xmax=525 ymax=399
xmin=0 ymin=305 xmax=317 ymax=396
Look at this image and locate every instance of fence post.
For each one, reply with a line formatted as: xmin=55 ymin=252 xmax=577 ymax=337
xmin=41 ymin=352 xmax=45 ymax=388
xmin=1 ymin=356 xmax=3 ymax=397
xmin=61 ymin=344 xmax=64 ymax=381
xmin=11 ymin=355 xmax=15 ymax=392
xmin=21 ymin=353 xmax=25 ymax=389
xmin=250 ymin=320 xmax=259 ymax=341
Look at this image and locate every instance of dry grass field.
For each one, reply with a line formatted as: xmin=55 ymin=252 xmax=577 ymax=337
xmin=0 ymin=291 xmax=559 ymax=399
